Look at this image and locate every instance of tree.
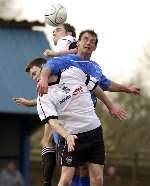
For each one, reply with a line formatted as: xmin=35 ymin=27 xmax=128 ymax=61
xmin=97 ymin=91 xmax=150 ymax=152
xmin=95 ymin=42 xmax=150 ymax=154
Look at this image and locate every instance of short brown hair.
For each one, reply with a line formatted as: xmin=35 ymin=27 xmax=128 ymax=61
xmin=63 ymin=23 xmax=76 ymax=38
xmin=25 ymin=58 xmax=46 ymax=73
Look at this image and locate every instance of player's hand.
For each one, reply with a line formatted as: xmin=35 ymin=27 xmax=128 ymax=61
xmin=128 ymin=85 xmax=140 ymax=95
xmin=43 ymin=49 xmax=55 ymax=57
xmin=109 ymin=105 xmax=127 ymax=120
xmin=66 ymin=134 xmax=78 ymax=152
xmin=37 ymin=79 xmax=48 ymax=96
xmin=12 ymin=97 xmax=31 ymax=107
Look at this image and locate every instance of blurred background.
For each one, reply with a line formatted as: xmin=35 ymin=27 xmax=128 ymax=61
xmin=0 ymin=0 xmax=150 ymax=185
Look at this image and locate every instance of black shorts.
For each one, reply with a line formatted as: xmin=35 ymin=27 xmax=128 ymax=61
xmin=58 ymin=126 xmax=105 ymax=167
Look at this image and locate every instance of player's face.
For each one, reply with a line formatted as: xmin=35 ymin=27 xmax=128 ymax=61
xmin=77 ymin=33 xmax=97 ymax=55
xmin=53 ymin=25 xmax=67 ymax=45
xmin=29 ymin=66 xmax=41 ymax=82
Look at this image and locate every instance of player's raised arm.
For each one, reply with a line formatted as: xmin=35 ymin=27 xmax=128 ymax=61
xmin=43 ymin=48 xmax=77 ymax=58
xmin=93 ymin=86 xmax=127 ymax=121
xmin=37 ymin=67 xmax=51 ymax=96
xmin=12 ymin=97 xmax=37 ymax=107
xmin=37 ymin=57 xmax=61 ymax=96
xmin=108 ymin=81 xmax=141 ymax=95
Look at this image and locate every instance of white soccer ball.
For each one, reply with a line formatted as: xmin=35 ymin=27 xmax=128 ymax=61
xmin=44 ymin=4 xmax=67 ymax=27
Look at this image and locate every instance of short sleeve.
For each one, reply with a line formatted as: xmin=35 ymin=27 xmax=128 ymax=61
xmin=86 ymin=75 xmax=98 ymax=91
xmin=44 ymin=57 xmax=60 ymax=75
xmin=89 ymin=61 xmax=111 ymax=91
xmin=37 ymin=95 xmax=58 ymax=124
xmin=99 ymin=74 xmax=111 ymax=91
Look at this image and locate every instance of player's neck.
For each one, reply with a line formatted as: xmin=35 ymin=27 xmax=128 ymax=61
xmin=77 ymin=52 xmax=91 ymax=60
xmin=48 ymin=75 xmax=58 ymax=84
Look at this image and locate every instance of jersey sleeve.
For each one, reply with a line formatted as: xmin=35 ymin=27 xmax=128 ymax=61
xmin=37 ymin=95 xmax=58 ymax=124
xmin=98 ymin=74 xmax=111 ymax=91
xmin=44 ymin=55 xmax=76 ymax=75
xmin=86 ymin=75 xmax=98 ymax=91
xmin=43 ymin=57 xmax=61 ymax=75
xmin=88 ymin=61 xmax=111 ymax=91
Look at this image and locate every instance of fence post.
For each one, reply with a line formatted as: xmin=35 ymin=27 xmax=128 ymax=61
xmin=131 ymin=151 xmax=138 ymax=186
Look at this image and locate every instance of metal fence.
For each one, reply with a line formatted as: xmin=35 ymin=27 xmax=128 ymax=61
xmin=28 ymin=150 xmax=150 ymax=186
xmin=104 ymin=151 xmax=150 ymax=186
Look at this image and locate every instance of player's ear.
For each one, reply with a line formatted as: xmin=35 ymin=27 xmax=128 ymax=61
xmin=93 ymin=43 xmax=97 ymax=51
xmin=93 ymin=45 xmax=96 ymax=51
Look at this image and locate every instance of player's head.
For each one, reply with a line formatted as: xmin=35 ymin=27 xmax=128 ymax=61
xmin=53 ymin=23 xmax=76 ymax=45
xmin=77 ymin=30 xmax=98 ymax=58
xmin=25 ymin=58 xmax=46 ymax=82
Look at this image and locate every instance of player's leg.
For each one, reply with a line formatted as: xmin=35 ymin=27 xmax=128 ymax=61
xmin=58 ymin=166 xmax=76 ymax=186
xmin=41 ymin=124 xmax=56 ymax=186
xmin=41 ymin=147 xmax=56 ymax=186
xmin=87 ymin=126 xmax=105 ymax=186
xmin=88 ymin=163 xmax=104 ymax=186
xmin=58 ymin=138 xmax=76 ymax=186
xmin=79 ymin=164 xmax=90 ymax=186
xmin=58 ymin=134 xmax=84 ymax=186
xmin=71 ymin=167 xmax=80 ymax=186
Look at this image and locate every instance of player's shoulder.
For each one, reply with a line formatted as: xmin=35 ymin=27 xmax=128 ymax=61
xmin=49 ymin=54 xmax=76 ymax=64
xmin=56 ymin=36 xmax=76 ymax=51
xmin=48 ymin=54 xmax=80 ymax=66
xmin=56 ymin=54 xmax=80 ymax=60
xmin=90 ymin=60 xmax=99 ymax=65
xmin=91 ymin=60 xmax=102 ymax=68
xmin=61 ymin=35 xmax=76 ymax=42
xmin=55 ymin=35 xmax=74 ymax=44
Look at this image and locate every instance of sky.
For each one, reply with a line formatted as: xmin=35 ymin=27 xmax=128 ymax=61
xmin=18 ymin=0 xmax=150 ymax=81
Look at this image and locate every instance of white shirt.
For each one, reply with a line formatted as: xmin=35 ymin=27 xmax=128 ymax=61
xmin=54 ymin=35 xmax=76 ymax=52
xmin=37 ymin=66 xmax=101 ymax=134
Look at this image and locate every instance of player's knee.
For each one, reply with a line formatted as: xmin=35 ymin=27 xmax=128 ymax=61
xmin=41 ymin=137 xmax=49 ymax=148
xmin=58 ymin=177 xmax=71 ymax=186
xmin=58 ymin=171 xmax=74 ymax=186
xmin=90 ymin=174 xmax=103 ymax=186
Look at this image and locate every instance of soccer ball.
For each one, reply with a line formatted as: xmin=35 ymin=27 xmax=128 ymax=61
xmin=44 ymin=3 xmax=67 ymax=27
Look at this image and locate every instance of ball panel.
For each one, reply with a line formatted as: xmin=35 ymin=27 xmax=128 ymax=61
xmin=44 ymin=3 xmax=67 ymax=27
xmin=45 ymin=17 xmax=58 ymax=27
xmin=55 ymin=7 xmax=67 ymax=24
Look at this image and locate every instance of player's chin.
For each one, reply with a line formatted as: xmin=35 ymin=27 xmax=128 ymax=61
xmin=83 ymin=48 xmax=92 ymax=54
xmin=86 ymin=51 xmax=92 ymax=57
xmin=53 ymin=39 xmax=58 ymax=45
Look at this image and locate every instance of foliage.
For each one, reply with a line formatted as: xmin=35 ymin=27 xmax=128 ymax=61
xmin=96 ymin=84 xmax=150 ymax=154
